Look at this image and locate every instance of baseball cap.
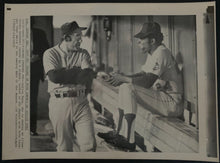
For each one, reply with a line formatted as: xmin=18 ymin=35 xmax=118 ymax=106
xmin=134 ymin=22 xmax=161 ymax=39
xmin=61 ymin=21 xmax=87 ymax=36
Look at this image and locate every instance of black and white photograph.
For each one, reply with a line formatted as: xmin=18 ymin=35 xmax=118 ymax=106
xmin=30 ymin=15 xmax=200 ymax=153
xmin=2 ymin=2 xmax=218 ymax=161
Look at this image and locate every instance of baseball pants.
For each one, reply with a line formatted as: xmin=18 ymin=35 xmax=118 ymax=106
xmin=114 ymin=83 xmax=183 ymax=143
xmin=49 ymin=96 xmax=96 ymax=152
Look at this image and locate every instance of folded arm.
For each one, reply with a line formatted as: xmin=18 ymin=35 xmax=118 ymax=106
xmin=132 ymin=72 xmax=158 ymax=89
xmin=47 ymin=66 xmax=82 ymax=85
xmin=143 ymin=73 xmax=158 ymax=88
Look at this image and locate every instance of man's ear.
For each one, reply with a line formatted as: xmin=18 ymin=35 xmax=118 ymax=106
xmin=150 ymin=38 xmax=156 ymax=45
xmin=64 ymin=35 xmax=72 ymax=42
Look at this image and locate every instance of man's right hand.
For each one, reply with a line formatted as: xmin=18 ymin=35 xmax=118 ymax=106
xmin=97 ymin=71 xmax=109 ymax=80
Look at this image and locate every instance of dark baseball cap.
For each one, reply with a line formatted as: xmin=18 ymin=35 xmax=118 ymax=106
xmin=61 ymin=21 xmax=87 ymax=35
xmin=134 ymin=22 xmax=161 ymax=39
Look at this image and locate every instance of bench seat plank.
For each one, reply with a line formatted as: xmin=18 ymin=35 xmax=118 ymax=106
xmin=136 ymin=104 xmax=199 ymax=152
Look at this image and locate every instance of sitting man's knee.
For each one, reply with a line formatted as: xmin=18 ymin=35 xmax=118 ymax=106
xmin=166 ymin=103 xmax=184 ymax=117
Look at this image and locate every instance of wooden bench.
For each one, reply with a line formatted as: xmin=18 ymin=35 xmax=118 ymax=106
xmin=135 ymin=103 xmax=198 ymax=152
xmin=91 ymin=78 xmax=199 ymax=152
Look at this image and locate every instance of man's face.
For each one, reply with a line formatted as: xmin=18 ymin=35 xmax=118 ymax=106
xmin=67 ymin=30 xmax=83 ymax=51
xmin=137 ymin=37 xmax=152 ymax=54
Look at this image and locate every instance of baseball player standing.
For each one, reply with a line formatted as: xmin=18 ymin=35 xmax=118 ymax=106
xmin=43 ymin=21 xmax=96 ymax=152
xmin=98 ymin=22 xmax=183 ymax=151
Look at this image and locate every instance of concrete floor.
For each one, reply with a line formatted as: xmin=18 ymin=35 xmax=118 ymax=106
xmin=31 ymin=84 xmax=142 ymax=152
xmin=30 ymin=108 xmax=141 ymax=152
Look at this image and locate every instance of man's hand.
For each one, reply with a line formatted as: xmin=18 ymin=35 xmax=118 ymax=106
xmin=152 ymin=79 xmax=167 ymax=91
xmin=97 ymin=71 xmax=109 ymax=80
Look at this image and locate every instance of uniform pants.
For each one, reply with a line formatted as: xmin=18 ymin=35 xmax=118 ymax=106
xmin=49 ymin=96 xmax=96 ymax=152
xmin=114 ymin=83 xmax=183 ymax=143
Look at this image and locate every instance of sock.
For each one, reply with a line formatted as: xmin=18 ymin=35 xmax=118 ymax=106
xmin=124 ymin=113 xmax=136 ymax=143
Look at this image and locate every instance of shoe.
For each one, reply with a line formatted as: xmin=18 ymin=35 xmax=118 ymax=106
xmin=105 ymin=134 xmax=136 ymax=151
xmin=30 ymin=131 xmax=39 ymax=136
xmin=97 ymin=131 xmax=117 ymax=140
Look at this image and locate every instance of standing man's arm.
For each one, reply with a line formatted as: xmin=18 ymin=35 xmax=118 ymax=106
xmin=47 ymin=68 xmax=82 ymax=84
xmin=43 ymin=50 xmax=82 ymax=85
xmin=77 ymin=50 xmax=97 ymax=92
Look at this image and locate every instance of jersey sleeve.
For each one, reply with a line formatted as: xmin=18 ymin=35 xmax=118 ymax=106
xmin=81 ymin=49 xmax=92 ymax=69
xmin=43 ymin=49 xmax=59 ymax=75
xmin=150 ymin=50 xmax=169 ymax=77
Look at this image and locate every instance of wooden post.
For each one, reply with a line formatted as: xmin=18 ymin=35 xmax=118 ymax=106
xmin=105 ymin=36 xmax=109 ymax=73
xmin=96 ymin=16 xmax=102 ymax=68
xmin=168 ymin=16 xmax=175 ymax=55
xmin=114 ymin=16 xmax=119 ymax=72
xmin=130 ymin=16 xmax=134 ymax=74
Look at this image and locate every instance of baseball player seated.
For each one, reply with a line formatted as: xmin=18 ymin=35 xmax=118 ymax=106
xmin=43 ymin=21 xmax=96 ymax=152
xmin=97 ymin=22 xmax=183 ymax=151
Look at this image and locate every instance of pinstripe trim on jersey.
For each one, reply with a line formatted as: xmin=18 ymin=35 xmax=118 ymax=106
xmin=74 ymin=51 xmax=80 ymax=65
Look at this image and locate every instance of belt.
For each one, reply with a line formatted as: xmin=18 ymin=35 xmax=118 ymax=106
xmin=52 ymin=90 xmax=85 ymax=98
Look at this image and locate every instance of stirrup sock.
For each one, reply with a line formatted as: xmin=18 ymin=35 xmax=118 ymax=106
xmin=124 ymin=114 xmax=136 ymax=142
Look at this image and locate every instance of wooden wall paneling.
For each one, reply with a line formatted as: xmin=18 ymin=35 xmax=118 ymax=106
xmin=107 ymin=16 xmax=117 ymax=71
xmin=105 ymin=34 xmax=109 ymax=72
xmin=114 ymin=16 xmax=120 ymax=72
xmin=168 ymin=16 xmax=175 ymax=54
xmin=132 ymin=16 xmax=148 ymax=73
xmin=203 ymin=11 xmax=217 ymax=157
xmin=118 ymin=16 xmax=132 ymax=74
xmin=130 ymin=16 xmax=134 ymax=73
xmin=53 ymin=28 xmax=61 ymax=46
xmin=173 ymin=16 xmax=197 ymax=111
xmin=153 ymin=16 xmax=169 ymax=47
xmin=99 ymin=17 xmax=106 ymax=67
xmin=96 ymin=16 xmax=102 ymax=68
xmin=193 ymin=15 xmax=198 ymax=129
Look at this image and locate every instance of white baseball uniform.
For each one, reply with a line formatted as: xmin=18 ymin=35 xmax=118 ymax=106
xmin=43 ymin=44 xmax=96 ymax=152
xmin=116 ymin=44 xmax=183 ymax=143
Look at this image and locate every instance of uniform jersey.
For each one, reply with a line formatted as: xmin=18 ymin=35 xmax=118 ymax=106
xmin=43 ymin=44 xmax=92 ymax=92
xmin=141 ymin=44 xmax=183 ymax=103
